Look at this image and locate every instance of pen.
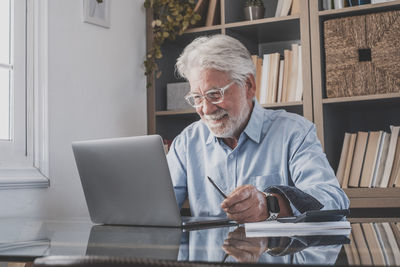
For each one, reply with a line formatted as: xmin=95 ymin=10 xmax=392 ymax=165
xmin=207 ymin=176 xmax=227 ymax=199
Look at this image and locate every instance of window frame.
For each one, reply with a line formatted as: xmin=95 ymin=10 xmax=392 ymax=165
xmin=0 ymin=0 xmax=49 ymax=189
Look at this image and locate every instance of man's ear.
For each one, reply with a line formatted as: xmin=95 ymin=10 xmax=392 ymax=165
xmin=245 ymin=74 xmax=256 ymax=99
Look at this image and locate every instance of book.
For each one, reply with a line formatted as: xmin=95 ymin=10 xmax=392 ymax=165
xmin=348 ymin=132 xmax=369 ymax=188
xmin=390 ymin=223 xmax=400 ymax=254
xmin=348 ymin=232 xmax=361 ymax=265
xmin=295 ymin=45 xmax=303 ymax=101
xmin=251 ymin=54 xmax=259 ymax=98
xmin=360 ymin=131 xmax=383 ymax=188
xmin=281 ymin=49 xmax=291 ymax=102
xmin=322 ymin=0 xmax=333 ymax=10
xmin=383 ymin=223 xmax=400 ymax=265
xmin=375 ymin=223 xmax=398 ymax=266
xmin=286 ymin=44 xmax=299 ymax=102
xmin=275 ymin=0 xmax=284 ymax=17
xmin=276 ymin=59 xmax=284 ymax=103
xmin=259 ymin=54 xmax=270 ymax=104
xmin=267 ymin=53 xmax=280 ymax=103
xmin=395 ymin=164 xmax=400 ymax=187
xmin=373 ymin=223 xmax=390 ymax=266
xmin=254 ymin=56 xmax=263 ymax=103
xmin=344 ymin=232 xmax=359 ymax=266
xmin=379 ymin=126 xmax=400 ymax=187
xmin=373 ymin=132 xmax=390 ymax=187
xmin=336 ymin=133 xmax=352 ymax=185
xmin=352 ymin=223 xmax=373 ymax=265
xmin=290 ymin=0 xmax=301 ymax=15
xmin=362 ymin=223 xmax=385 ymax=266
xmin=280 ymin=0 xmax=293 ymax=17
xmin=205 ymin=0 xmax=218 ymax=26
xmin=388 ymin=137 xmax=400 ymax=187
xmin=334 ymin=0 xmax=345 ymax=9
xmin=341 ymin=133 xmax=357 ymax=188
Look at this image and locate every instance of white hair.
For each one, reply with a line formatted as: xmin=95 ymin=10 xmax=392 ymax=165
xmin=175 ymin=34 xmax=255 ymax=87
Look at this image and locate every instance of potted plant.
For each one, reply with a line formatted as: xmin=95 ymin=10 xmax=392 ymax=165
xmin=244 ymin=0 xmax=265 ymax=21
xmin=143 ymin=0 xmax=201 ymax=88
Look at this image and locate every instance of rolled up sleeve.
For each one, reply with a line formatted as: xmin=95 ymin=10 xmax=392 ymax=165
xmin=286 ymin=124 xmax=350 ymax=214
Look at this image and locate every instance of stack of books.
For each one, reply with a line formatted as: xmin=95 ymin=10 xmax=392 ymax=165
xmin=336 ymin=126 xmax=400 ymax=188
xmin=344 ymin=222 xmax=400 ymax=266
xmin=251 ymin=43 xmax=303 ymax=105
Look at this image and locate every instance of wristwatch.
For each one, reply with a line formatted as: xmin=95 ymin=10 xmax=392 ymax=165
xmin=263 ymin=192 xmax=280 ymax=221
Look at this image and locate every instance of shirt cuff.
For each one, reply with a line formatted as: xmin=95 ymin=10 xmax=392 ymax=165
xmin=264 ymin=185 xmax=324 ymax=214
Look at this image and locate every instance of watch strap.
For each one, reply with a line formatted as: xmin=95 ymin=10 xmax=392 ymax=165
xmin=263 ymin=192 xmax=280 ymax=221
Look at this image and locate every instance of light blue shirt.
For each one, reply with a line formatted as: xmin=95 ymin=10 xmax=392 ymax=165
xmin=167 ymin=101 xmax=349 ymax=217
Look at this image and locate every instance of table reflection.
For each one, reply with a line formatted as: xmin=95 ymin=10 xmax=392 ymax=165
xmin=0 ymin=219 xmax=399 ymax=266
xmin=178 ymin=226 xmax=346 ymax=264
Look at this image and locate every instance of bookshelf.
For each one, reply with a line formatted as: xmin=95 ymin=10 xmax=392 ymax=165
xmin=309 ymin=0 xmax=400 ymax=208
xmin=147 ymin=0 xmax=313 ymax=141
xmin=146 ymin=0 xmax=400 ymax=209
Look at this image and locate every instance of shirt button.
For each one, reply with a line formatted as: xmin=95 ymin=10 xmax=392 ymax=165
xmin=229 ymin=155 xmax=234 ymax=159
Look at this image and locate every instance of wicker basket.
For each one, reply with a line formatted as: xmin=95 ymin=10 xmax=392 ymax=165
xmin=324 ymin=10 xmax=400 ymax=98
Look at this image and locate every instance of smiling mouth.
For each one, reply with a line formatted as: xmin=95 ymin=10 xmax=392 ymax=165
xmin=206 ymin=114 xmax=228 ymax=124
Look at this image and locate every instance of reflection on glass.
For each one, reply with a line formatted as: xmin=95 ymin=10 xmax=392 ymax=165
xmin=86 ymin=225 xmax=181 ymax=260
xmin=178 ymin=226 xmax=346 ymax=265
xmin=0 ymin=68 xmax=10 ymax=140
xmin=344 ymin=222 xmax=400 ymax=266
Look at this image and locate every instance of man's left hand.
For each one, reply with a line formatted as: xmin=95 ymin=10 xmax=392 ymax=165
xmin=221 ymin=185 xmax=268 ymax=223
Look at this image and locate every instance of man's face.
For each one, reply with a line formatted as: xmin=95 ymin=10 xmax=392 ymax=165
xmin=188 ymin=69 xmax=254 ymax=138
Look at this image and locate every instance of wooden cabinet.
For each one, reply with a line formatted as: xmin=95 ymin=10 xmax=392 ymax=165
xmin=147 ymin=0 xmax=313 ymax=140
xmin=309 ymin=0 xmax=400 ymax=208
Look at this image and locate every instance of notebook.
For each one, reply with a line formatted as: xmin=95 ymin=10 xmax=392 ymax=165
xmin=72 ymin=135 xmax=233 ymax=228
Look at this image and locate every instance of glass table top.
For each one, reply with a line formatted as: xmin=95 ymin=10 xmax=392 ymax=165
xmin=0 ymin=218 xmax=399 ymax=265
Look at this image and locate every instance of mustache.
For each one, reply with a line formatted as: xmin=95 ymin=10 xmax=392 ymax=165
xmin=203 ymin=109 xmax=228 ymax=120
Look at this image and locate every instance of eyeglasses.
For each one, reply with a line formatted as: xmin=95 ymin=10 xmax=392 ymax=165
xmin=184 ymin=81 xmax=235 ymax=108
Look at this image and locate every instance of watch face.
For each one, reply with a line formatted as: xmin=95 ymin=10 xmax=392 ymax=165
xmin=267 ymin=195 xmax=280 ymax=214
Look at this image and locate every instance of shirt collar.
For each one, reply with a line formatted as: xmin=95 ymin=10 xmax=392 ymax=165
xmin=242 ymin=99 xmax=263 ymax=143
xmin=205 ymin=99 xmax=264 ymax=145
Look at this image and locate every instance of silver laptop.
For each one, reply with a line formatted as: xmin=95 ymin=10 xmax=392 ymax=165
xmin=72 ymin=135 xmax=232 ymax=228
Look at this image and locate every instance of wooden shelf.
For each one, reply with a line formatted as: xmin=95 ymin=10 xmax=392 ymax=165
xmin=261 ymin=101 xmax=302 ymax=108
xmin=224 ymin=14 xmax=299 ymax=29
xmin=344 ymin=188 xmax=400 ymax=208
xmin=322 ymin=92 xmax=400 ymax=104
xmin=185 ymin=24 xmax=224 ymax=34
xmin=156 ymin=109 xmax=196 ymax=116
xmin=318 ymin=0 xmax=400 ymax=17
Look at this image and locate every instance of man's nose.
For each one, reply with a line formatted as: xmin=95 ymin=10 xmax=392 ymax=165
xmin=201 ymin=98 xmax=217 ymax=115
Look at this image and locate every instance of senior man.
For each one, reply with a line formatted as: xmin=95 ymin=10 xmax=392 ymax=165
xmin=167 ymin=34 xmax=349 ymax=223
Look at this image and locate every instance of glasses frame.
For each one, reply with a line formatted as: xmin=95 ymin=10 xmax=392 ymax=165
xmin=184 ymin=81 xmax=235 ymax=108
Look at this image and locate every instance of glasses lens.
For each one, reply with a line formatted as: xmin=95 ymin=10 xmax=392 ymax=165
xmin=186 ymin=94 xmax=203 ymax=107
xmin=206 ymin=90 xmax=223 ymax=104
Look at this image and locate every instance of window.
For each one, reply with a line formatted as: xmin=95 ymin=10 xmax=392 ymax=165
xmin=0 ymin=0 xmax=29 ymax=167
xmin=0 ymin=0 xmax=49 ymax=188
xmin=0 ymin=0 xmax=12 ymax=141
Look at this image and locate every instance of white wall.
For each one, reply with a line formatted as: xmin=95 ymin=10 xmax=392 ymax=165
xmin=0 ymin=0 xmax=147 ymax=219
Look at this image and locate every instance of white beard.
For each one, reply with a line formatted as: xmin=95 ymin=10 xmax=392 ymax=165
xmin=203 ymin=97 xmax=251 ymax=138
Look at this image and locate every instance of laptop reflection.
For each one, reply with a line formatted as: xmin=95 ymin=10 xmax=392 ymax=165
xmin=85 ymin=225 xmax=182 ymax=260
